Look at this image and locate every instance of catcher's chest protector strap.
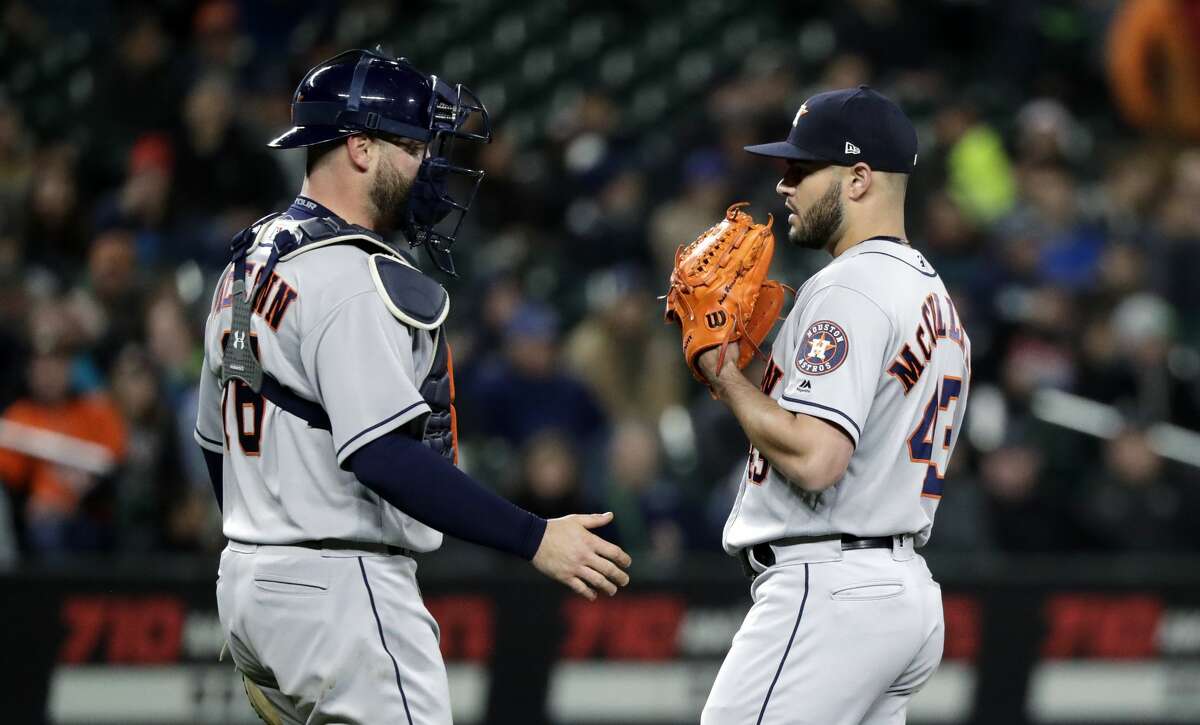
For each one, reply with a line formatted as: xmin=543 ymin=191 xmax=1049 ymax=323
xmin=420 ymin=330 xmax=458 ymax=463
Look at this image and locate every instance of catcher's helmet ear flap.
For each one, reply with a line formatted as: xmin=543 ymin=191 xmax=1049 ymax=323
xmin=270 ymin=48 xmax=492 ymax=276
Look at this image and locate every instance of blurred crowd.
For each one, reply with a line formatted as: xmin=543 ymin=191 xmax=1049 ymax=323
xmin=1 ymin=0 xmax=1199 ymax=569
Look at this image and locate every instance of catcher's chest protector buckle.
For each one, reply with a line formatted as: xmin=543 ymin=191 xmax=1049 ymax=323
xmin=221 ymin=276 xmax=265 ymax=392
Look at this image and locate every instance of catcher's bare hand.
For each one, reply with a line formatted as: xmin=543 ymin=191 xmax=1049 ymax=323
xmin=532 ymin=512 xmax=632 ymax=601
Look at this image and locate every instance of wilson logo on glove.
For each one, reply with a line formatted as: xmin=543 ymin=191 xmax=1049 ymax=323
xmin=664 ymin=202 xmax=792 ymax=395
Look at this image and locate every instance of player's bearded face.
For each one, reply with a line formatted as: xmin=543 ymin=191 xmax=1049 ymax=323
xmin=790 ymin=179 xmax=844 ymax=251
xmin=369 ymin=148 xmax=413 ymax=235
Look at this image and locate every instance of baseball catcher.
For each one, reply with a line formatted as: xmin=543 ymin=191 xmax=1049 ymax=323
xmin=196 ymin=48 xmax=631 ymax=724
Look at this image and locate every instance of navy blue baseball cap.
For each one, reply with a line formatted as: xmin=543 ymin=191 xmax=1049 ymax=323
xmin=745 ymin=85 xmax=918 ymax=174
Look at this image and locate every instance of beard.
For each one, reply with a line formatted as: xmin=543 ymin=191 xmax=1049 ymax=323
xmin=368 ymin=154 xmax=413 ymax=235
xmin=789 ymin=179 xmax=844 ymax=251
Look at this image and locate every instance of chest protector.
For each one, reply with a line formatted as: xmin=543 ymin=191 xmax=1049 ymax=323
xmin=220 ymin=214 xmax=457 ymax=462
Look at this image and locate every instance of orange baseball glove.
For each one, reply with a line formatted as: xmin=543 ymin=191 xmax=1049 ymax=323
xmin=664 ymin=202 xmax=788 ymax=392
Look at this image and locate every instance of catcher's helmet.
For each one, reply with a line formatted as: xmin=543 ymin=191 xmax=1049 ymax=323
xmin=269 ymin=48 xmax=491 ymax=274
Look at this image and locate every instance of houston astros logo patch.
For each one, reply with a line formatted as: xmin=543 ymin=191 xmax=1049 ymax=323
xmin=796 ymin=320 xmax=849 ymax=375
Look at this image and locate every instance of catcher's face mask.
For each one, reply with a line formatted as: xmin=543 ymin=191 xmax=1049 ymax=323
xmin=401 ymin=78 xmax=491 ymax=276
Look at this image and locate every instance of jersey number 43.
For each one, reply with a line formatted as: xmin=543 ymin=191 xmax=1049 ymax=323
xmin=908 ymin=375 xmax=962 ymax=499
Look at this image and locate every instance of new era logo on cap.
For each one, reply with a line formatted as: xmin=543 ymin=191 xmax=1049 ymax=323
xmin=845 ymin=141 xmax=861 ymax=155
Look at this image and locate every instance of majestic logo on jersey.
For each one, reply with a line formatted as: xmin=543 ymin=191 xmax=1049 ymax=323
xmin=232 ymin=331 xmax=247 ymax=350
xmin=796 ymin=320 xmax=849 ymax=375
xmin=705 ymin=310 xmax=727 ymax=329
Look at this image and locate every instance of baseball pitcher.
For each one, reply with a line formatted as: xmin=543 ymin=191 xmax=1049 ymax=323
xmin=666 ymin=86 xmax=971 ymax=724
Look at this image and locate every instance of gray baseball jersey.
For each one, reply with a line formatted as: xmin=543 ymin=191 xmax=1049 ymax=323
xmin=723 ymin=237 xmax=971 ymax=552
xmin=193 ymin=214 xmax=443 ymax=552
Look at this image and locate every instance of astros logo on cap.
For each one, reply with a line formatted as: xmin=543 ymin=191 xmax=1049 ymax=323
xmin=792 ymin=102 xmax=809 ymax=127
xmin=796 ymin=320 xmax=849 ymax=375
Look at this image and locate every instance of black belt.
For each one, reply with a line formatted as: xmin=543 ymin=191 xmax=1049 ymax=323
xmin=738 ymin=534 xmax=897 ymax=579
xmin=233 ymin=539 xmax=417 ymax=558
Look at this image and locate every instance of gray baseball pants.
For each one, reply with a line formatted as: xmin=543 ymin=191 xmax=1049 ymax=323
xmin=702 ymin=537 xmax=944 ymax=725
xmin=216 ymin=541 xmax=451 ymax=724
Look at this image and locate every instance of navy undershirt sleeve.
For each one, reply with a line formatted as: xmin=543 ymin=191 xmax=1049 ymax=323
xmin=348 ymin=432 xmax=548 ymax=560
xmin=201 ymin=448 xmax=223 ymax=512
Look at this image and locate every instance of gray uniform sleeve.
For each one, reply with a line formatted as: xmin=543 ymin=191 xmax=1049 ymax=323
xmin=301 ymin=289 xmax=431 ymax=467
xmin=194 ymin=351 xmax=225 ymax=453
xmin=195 ymin=271 xmax=231 ymax=454
xmin=778 ymin=284 xmax=893 ymax=447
